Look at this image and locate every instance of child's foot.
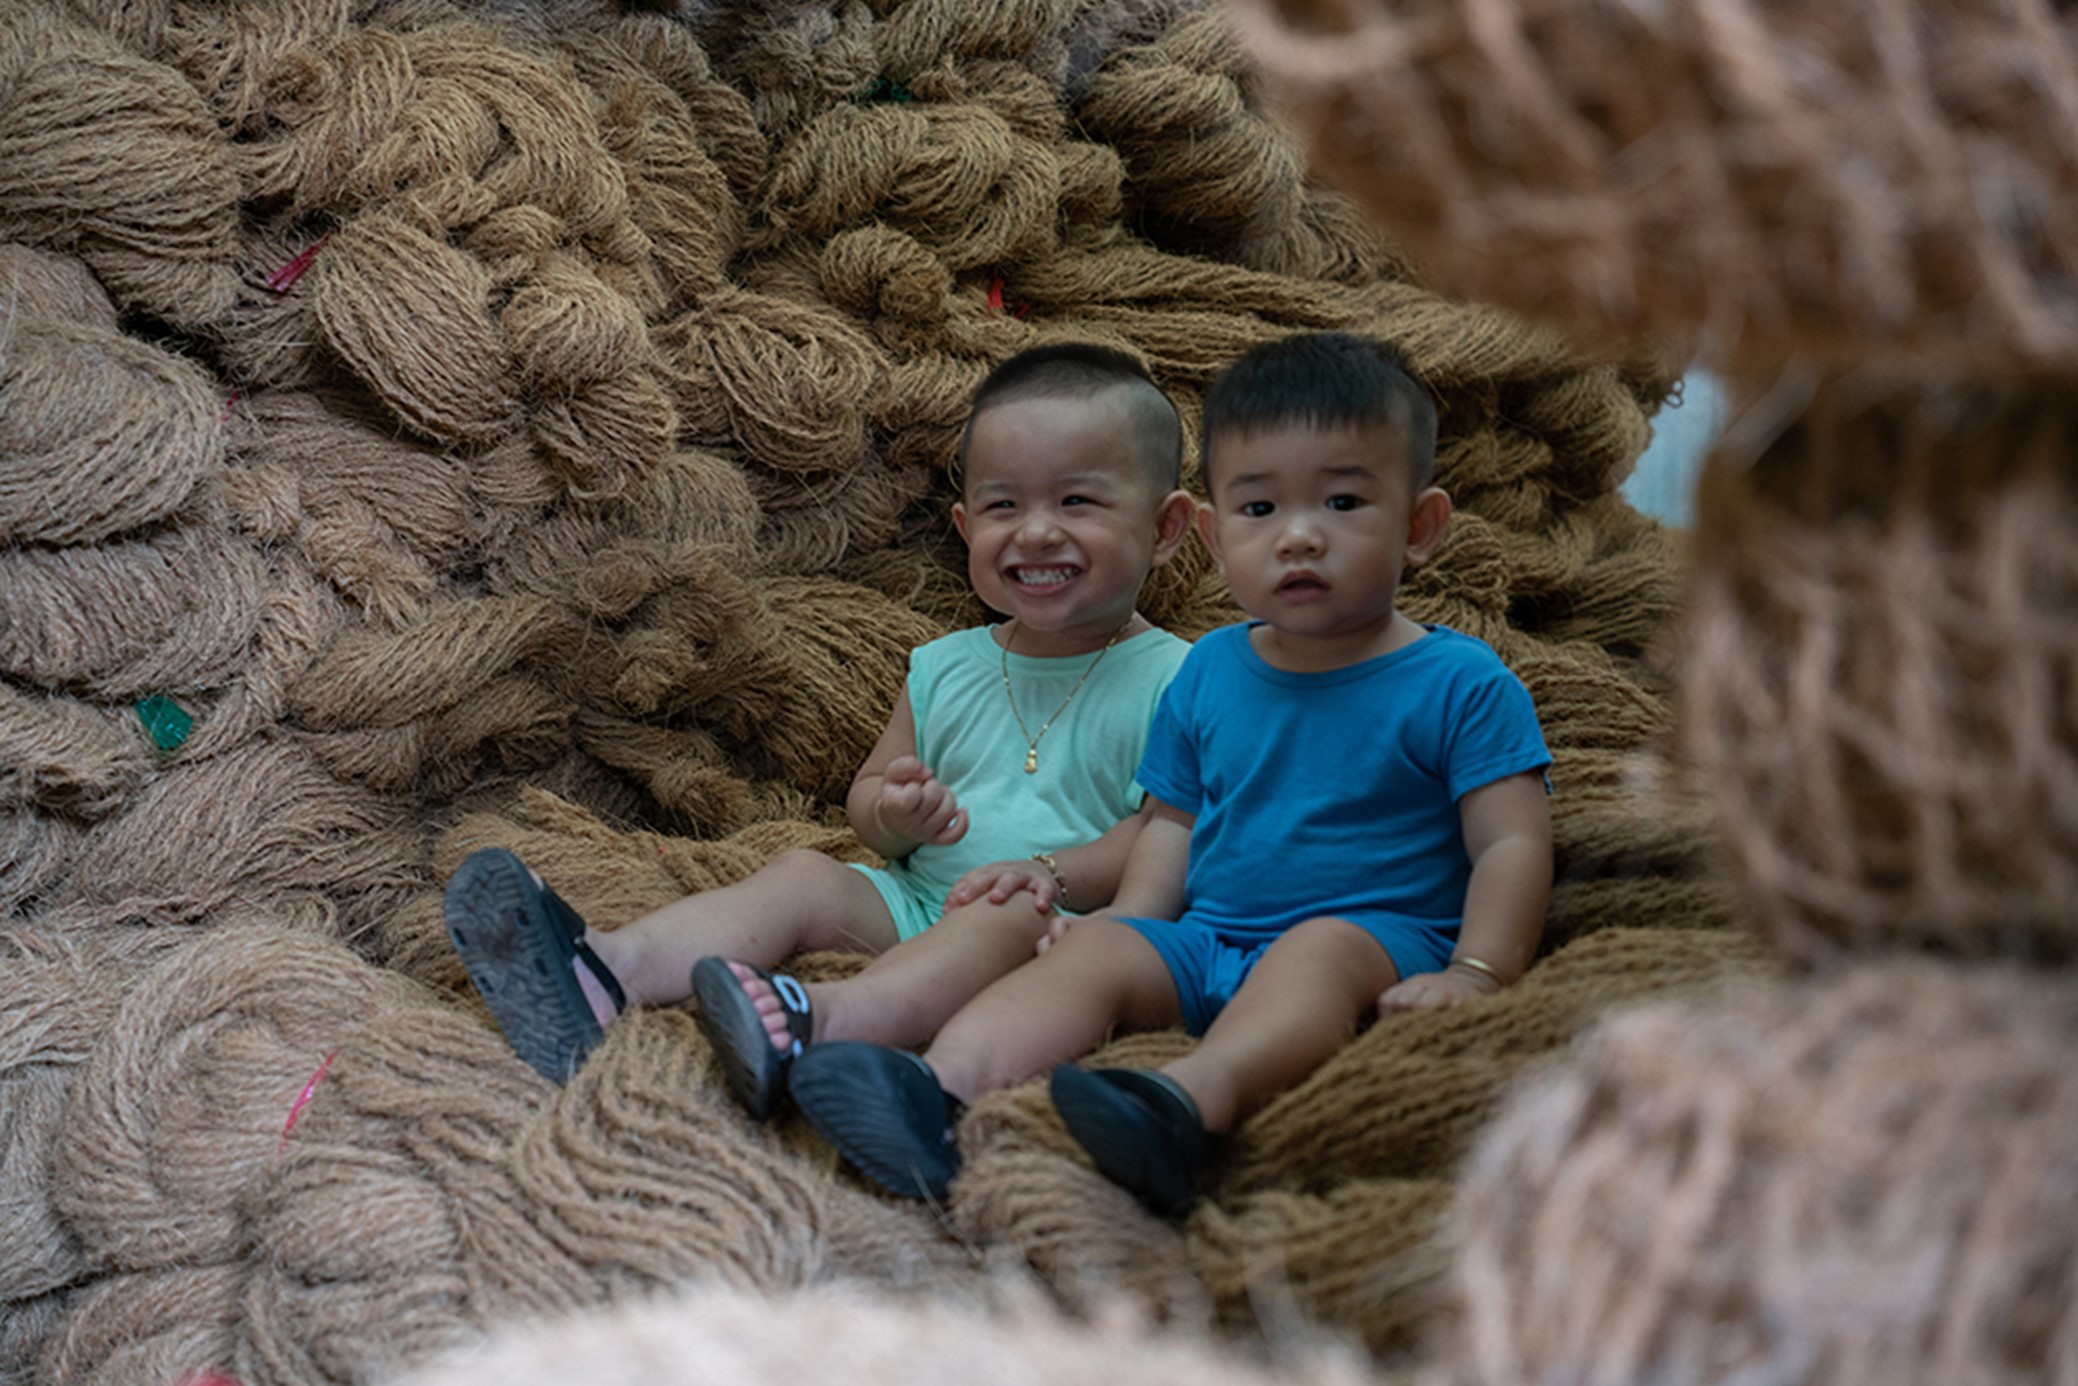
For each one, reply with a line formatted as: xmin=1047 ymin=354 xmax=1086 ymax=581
xmin=689 ymin=956 xmax=814 ymax=1120
xmin=443 ymin=848 xmax=627 ymax=1083
xmin=1049 ymin=1065 xmax=1215 ymax=1219
xmin=787 ymin=1042 xmax=963 ymax=1202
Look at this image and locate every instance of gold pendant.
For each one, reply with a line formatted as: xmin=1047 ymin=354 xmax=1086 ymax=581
xmin=1024 ymin=748 xmax=1039 ymax=774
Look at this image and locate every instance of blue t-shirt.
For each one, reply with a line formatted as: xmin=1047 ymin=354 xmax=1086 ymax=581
xmin=1136 ymin=622 xmax=1552 ymax=942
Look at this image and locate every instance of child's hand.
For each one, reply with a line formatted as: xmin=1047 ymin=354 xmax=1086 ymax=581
xmin=946 ymin=860 xmax=1061 ymax=912
xmin=876 ymin=756 xmax=968 ymax=847
xmin=1037 ymin=909 xmax=1100 ymax=955
xmin=1377 ymin=965 xmax=1502 ymax=1015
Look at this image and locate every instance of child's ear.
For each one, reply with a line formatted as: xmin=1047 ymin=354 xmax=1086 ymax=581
xmin=1196 ymin=496 xmax=1221 ymax=565
xmin=1149 ymin=489 xmax=1197 ymax=566
xmin=1192 ymin=496 xmax=1223 ymax=568
xmin=951 ymin=500 xmax=972 ymax=545
xmin=1403 ymin=486 xmax=1451 ymax=567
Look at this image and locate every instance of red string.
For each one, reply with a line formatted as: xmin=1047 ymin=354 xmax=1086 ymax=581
xmin=279 ymin=1051 xmax=338 ymax=1151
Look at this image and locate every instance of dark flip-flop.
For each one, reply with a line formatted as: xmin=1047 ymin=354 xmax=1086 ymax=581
xmin=443 ymin=847 xmax=626 ymax=1083
xmin=788 ymin=1042 xmax=963 ymax=1202
xmin=690 ymin=956 xmax=813 ymax=1120
xmin=1049 ymin=1065 xmax=1215 ymax=1218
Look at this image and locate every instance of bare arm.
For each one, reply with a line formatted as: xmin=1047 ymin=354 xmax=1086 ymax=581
xmin=845 ymin=689 xmax=967 ymax=859
xmin=1035 ymin=797 xmax=1195 ymax=954
xmin=1379 ymin=770 xmax=1552 ymax=1014
xmin=1100 ymin=797 xmax=1194 ymax=922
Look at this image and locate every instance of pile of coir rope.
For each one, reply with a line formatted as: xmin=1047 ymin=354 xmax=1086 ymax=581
xmin=1237 ymin=0 xmax=2078 ymax=1380
xmin=2 ymin=1 xmax=1766 ymax=1382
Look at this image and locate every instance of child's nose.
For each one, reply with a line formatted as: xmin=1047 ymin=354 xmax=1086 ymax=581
xmin=1277 ymin=518 xmax=1323 ymax=556
xmin=1017 ymin=508 xmax=1066 ymax=544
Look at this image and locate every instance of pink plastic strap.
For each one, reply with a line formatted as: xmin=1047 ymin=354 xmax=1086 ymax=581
xmin=987 ymin=274 xmax=1031 ymax=320
xmin=262 ymin=235 xmax=331 ymax=293
xmin=279 ymin=1050 xmax=338 ymax=1151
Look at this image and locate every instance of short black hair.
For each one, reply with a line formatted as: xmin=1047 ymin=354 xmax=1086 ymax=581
xmin=958 ymin=342 xmax=1183 ymax=492
xmin=1201 ymin=332 xmax=1438 ymax=488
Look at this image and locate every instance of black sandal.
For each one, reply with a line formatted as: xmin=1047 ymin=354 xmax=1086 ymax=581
xmin=788 ymin=1042 xmax=963 ymax=1202
xmin=444 ymin=848 xmax=626 ymax=1083
xmin=690 ymin=956 xmax=814 ymax=1120
xmin=1050 ymin=1065 xmax=1215 ymax=1218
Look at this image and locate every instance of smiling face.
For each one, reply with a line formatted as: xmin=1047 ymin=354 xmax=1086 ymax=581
xmin=1200 ymin=421 xmax=1451 ymax=670
xmin=953 ymin=389 xmax=1192 ymax=658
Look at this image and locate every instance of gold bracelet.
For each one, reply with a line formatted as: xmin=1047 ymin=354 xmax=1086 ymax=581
xmin=1030 ymin=852 xmax=1070 ymax=911
xmin=1449 ymin=954 xmax=1507 ymax=985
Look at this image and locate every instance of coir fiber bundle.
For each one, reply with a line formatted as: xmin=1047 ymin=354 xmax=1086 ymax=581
xmin=0 ymin=305 xmax=222 ymax=549
xmin=35 ymin=739 xmax=424 ymax=936
xmin=657 ymin=284 xmax=888 ymax=480
xmin=47 ymin=921 xmax=417 ymax=1275
xmin=226 ymin=388 xmax=478 ymax=629
xmin=236 ymin=986 xmax=561 ymax=1386
xmin=0 ymin=925 xmax=192 ymax=1307
xmin=1682 ymin=375 xmax=2078 ymax=965
xmin=756 ymin=101 xmax=1064 ymax=274
xmin=239 ymin=948 xmax=960 ymax=1382
xmin=1233 ymin=0 xmax=2078 ymax=375
xmin=33 ymin=1262 xmax=242 ymax=1386
xmin=554 ymin=15 xmax=765 ymax=314
xmin=0 ymin=9 xmax=240 ymax=330
xmin=0 ymin=685 xmax=151 ymax=823
xmin=0 ymin=526 xmax=287 ymax=703
xmin=311 ymin=209 xmax=520 ymax=449
xmin=0 ymin=808 xmax=83 ymax=916
xmin=1 ymin=449 xmax=352 ymax=773
xmin=1435 ymin=960 xmax=2078 ymax=1386
xmin=683 ymin=1 xmax=881 ymax=142
xmin=1074 ymin=6 xmax=1394 ymax=285
xmin=485 ymin=450 xmax=765 ymax=607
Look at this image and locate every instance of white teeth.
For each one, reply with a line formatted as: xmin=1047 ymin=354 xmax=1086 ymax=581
xmin=1011 ymin=566 xmax=1077 ymax=586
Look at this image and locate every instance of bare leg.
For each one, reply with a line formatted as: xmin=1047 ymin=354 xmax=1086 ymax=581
xmin=1159 ymin=917 xmax=1399 ymax=1133
xmin=717 ymin=892 xmax=1076 ymax=1056
xmin=583 ymin=850 xmax=898 ymax=1017
xmin=921 ymin=917 xmax=1182 ymax=1104
xmin=806 ymin=892 xmax=1058 ymax=1049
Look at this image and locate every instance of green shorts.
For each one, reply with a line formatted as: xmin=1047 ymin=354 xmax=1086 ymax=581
xmin=845 ymin=862 xmax=943 ymax=942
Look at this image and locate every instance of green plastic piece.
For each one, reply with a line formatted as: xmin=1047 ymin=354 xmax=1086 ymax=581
xmin=136 ymin=696 xmax=194 ymax=754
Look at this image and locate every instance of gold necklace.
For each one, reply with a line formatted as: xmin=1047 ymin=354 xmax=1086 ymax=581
xmin=1000 ymin=617 xmax=1133 ymax=774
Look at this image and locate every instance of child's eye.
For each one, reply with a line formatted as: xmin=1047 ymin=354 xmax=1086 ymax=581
xmin=1061 ymin=494 xmax=1093 ymax=507
xmin=1326 ymin=494 xmax=1366 ymax=511
xmin=985 ymin=499 xmax=1016 ymax=512
xmin=1239 ymin=500 xmax=1274 ymax=518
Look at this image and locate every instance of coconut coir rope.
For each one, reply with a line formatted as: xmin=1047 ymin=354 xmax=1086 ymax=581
xmin=1233 ymin=0 xmax=2078 ymax=376
xmin=1683 ymin=375 xmax=2078 ymax=965
xmin=1437 ymin=960 xmax=2078 ymax=1386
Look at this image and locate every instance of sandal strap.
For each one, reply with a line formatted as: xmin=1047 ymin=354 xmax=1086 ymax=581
xmin=766 ymin=969 xmax=814 ymax=1055
xmin=570 ymin=935 xmax=628 ymax=1013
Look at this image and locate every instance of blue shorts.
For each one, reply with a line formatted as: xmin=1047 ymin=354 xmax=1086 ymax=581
xmin=1118 ymin=914 xmax=1456 ymax=1035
